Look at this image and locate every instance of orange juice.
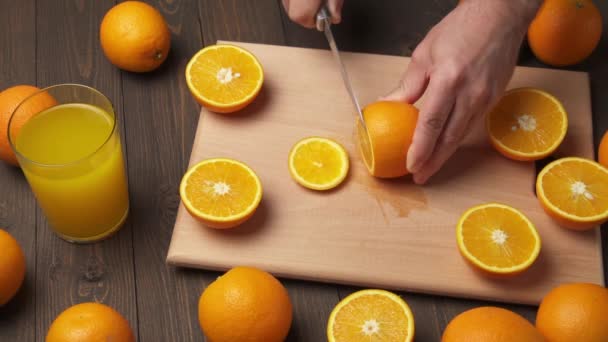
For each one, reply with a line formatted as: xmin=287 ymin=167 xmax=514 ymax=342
xmin=15 ymin=103 xmax=129 ymax=242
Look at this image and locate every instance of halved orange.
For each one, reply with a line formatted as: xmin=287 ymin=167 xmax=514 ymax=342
xmin=487 ymin=88 xmax=568 ymax=161
xmin=185 ymin=44 xmax=263 ymax=113
xmin=327 ymin=289 xmax=415 ymax=342
xmin=536 ymin=157 xmax=608 ymax=230
xmin=180 ymin=158 xmax=262 ymax=229
xmin=288 ymin=137 xmax=349 ymax=191
xmin=456 ymin=203 xmax=541 ymax=276
xmin=358 ymin=101 xmax=418 ymax=178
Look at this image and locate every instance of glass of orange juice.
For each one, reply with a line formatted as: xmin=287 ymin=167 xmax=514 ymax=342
xmin=8 ymin=84 xmax=129 ymax=243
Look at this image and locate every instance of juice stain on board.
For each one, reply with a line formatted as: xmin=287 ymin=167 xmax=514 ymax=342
xmin=339 ymin=124 xmax=429 ymax=223
xmin=353 ymin=172 xmax=428 ymax=224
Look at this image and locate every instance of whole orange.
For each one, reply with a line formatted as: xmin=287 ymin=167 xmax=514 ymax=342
xmin=528 ymin=0 xmax=602 ymax=66
xmin=598 ymin=130 xmax=608 ymax=167
xmin=0 ymin=85 xmax=56 ymax=165
xmin=198 ymin=266 xmax=293 ymax=342
xmin=442 ymin=307 xmax=544 ymax=341
xmin=359 ymin=101 xmax=419 ymax=178
xmin=536 ymin=283 xmax=608 ymax=341
xmin=0 ymin=229 xmax=26 ymax=306
xmin=46 ymin=302 xmax=135 ymax=342
xmin=100 ymin=1 xmax=171 ymax=72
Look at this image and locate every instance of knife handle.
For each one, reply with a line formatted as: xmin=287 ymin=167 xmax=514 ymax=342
xmin=316 ymin=6 xmax=331 ymax=32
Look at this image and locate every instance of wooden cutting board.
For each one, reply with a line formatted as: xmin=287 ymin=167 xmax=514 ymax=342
xmin=167 ymin=41 xmax=604 ymax=305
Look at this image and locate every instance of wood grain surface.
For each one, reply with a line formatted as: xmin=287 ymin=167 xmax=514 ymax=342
xmin=0 ymin=0 xmax=607 ymax=340
xmin=167 ymin=41 xmax=603 ymax=305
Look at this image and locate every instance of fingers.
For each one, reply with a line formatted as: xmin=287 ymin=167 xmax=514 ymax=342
xmin=328 ymin=0 xmax=345 ymax=24
xmin=413 ymin=84 xmax=492 ymax=184
xmin=381 ymin=53 xmax=429 ymax=104
xmin=412 ymin=98 xmax=472 ymax=184
xmin=282 ymin=0 xmax=343 ymax=28
xmin=406 ymin=77 xmax=456 ymax=175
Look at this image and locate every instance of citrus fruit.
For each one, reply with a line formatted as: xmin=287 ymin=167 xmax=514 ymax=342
xmin=327 ymin=289 xmax=414 ymax=342
xmin=536 ymin=157 xmax=608 ymax=230
xmin=358 ymin=101 xmax=419 ymax=178
xmin=0 ymin=229 xmax=26 ymax=306
xmin=528 ymin=0 xmax=602 ymax=67
xmin=0 ymin=85 xmax=56 ymax=165
xmin=456 ymin=203 xmax=541 ymax=276
xmin=486 ymin=88 xmax=568 ymax=161
xmin=186 ymin=44 xmax=264 ymax=113
xmin=598 ymin=130 xmax=608 ymax=167
xmin=288 ymin=137 xmax=349 ymax=191
xmin=100 ymin=1 xmax=171 ymax=72
xmin=198 ymin=266 xmax=292 ymax=342
xmin=442 ymin=306 xmax=544 ymax=341
xmin=46 ymin=302 xmax=135 ymax=342
xmin=536 ymin=283 xmax=608 ymax=342
xmin=180 ymin=158 xmax=262 ymax=229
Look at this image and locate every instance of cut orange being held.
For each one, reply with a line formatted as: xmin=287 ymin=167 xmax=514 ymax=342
xmin=0 ymin=229 xmax=26 ymax=306
xmin=456 ymin=203 xmax=541 ymax=276
xmin=198 ymin=266 xmax=293 ymax=342
xmin=100 ymin=1 xmax=171 ymax=73
xmin=186 ymin=44 xmax=264 ymax=113
xmin=358 ymin=101 xmax=418 ymax=178
xmin=487 ymin=87 xmax=568 ymax=161
xmin=327 ymin=289 xmax=415 ymax=342
xmin=442 ymin=307 xmax=545 ymax=342
xmin=0 ymin=85 xmax=57 ymax=165
xmin=536 ymin=283 xmax=608 ymax=342
xmin=180 ymin=158 xmax=262 ymax=229
xmin=288 ymin=137 xmax=349 ymax=191
xmin=536 ymin=157 xmax=608 ymax=230
xmin=46 ymin=302 xmax=135 ymax=342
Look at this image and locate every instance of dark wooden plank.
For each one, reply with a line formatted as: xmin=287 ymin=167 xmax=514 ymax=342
xmin=119 ymin=0 xmax=206 ymax=340
xmin=199 ymin=0 xmax=285 ymax=45
xmin=0 ymin=1 xmax=37 ymax=341
xmin=34 ymin=0 xmax=138 ymax=340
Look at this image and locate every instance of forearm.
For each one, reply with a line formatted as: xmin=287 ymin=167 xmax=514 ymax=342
xmin=461 ymin=0 xmax=542 ymax=34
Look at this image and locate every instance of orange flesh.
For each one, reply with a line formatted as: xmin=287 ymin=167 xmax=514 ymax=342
xmin=540 ymin=159 xmax=608 ymax=218
xmin=184 ymin=160 xmax=260 ymax=218
xmin=460 ymin=206 xmax=539 ymax=269
xmin=188 ymin=46 xmax=262 ymax=105
xmin=488 ymin=89 xmax=566 ymax=155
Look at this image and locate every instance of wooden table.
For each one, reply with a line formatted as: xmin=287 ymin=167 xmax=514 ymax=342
xmin=1 ymin=1 xmax=606 ymax=341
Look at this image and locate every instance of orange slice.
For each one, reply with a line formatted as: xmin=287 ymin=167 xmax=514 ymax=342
xmin=185 ymin=44 xmax=263 ymax=113
xmin=288 ymin=137 xmax=349 ymax=191
xmin=456 ymin=203 xmax=541 ymax=276
xmin=536 ymin=157 xmax=608 ymax=230
xmin=486 ymin=88 xmax=568 ymax=161
xmin=180 ymin=158 xmax=262 ymax=229
xmin=327 ymin=289 xmax=415 ymax=342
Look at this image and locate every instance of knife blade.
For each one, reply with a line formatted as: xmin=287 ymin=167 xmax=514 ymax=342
xmin=316 ymin=7 xmax=367 ymax=131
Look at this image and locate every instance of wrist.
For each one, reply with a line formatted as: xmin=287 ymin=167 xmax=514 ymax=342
xmin=477 ymin=0 xmax=542 ymax=34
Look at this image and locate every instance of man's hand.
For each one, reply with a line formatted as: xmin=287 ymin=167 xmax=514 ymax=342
xmin=281 ymin=0 xmax=344 ymax=28
xmin=384 ymin=0 xmax=541 ymax=184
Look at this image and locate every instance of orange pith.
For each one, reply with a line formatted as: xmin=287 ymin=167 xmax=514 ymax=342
xmin=186 ymin=44 xmax=264 ymax=113
xmin=536 ymin=157 xmax=608 ymax=230
xmin=179 ymin=158 xmax=262 ymax=229
xmin=327 ymin=289 xmax=414 ymax=342
xmin=487 ymin=88 xmax=568 ymax=161
xmin=456 ymin=203 xmax=541 ymax=276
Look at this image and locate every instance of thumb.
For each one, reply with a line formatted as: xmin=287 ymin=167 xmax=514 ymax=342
xmin=381 ymin=61 xmax=428 ymax=104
